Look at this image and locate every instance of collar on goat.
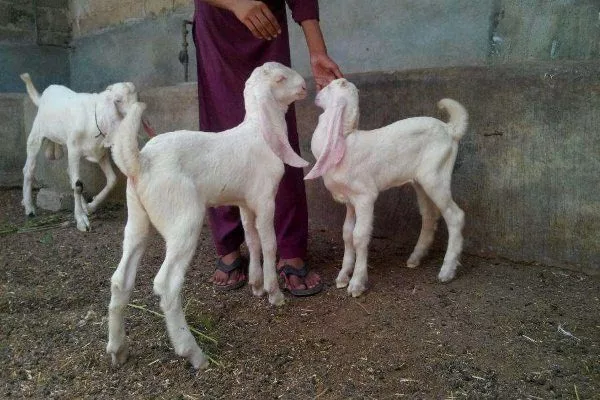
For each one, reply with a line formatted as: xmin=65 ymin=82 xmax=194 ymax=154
xmin=94 ymin=101 xmax=156 ymax=139
xmin=94 ymin=105 xmax=106 ymax=138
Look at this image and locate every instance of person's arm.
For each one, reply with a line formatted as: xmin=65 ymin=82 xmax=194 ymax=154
xmin=200 ymin=0 xmax=281 ymax=40
xmin=300 ymin=19 xmax=343 ymax=90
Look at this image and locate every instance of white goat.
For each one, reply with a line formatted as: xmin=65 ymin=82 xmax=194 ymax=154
xmin=106 ymin=62 xmax=308 ymax=369
xmin=20 ymin=73 xmax=146 ymax=231
xmin=305 ymin=78 xmax=468 ymax=297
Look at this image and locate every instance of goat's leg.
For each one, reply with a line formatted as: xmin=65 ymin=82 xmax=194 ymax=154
xmin=153 ymin=211 xmax=208 ymax=369
xmin=84 ymin=154 xmax=117 ymax=214
xmin=336 ymin=204 xmax=356 ymax=289
xmin=66 ymin=148 xmax=90 ymax=231
xmin=240 ymin=206 xmax=264 ymax=297
xmin=347 ymin=197 xmax=375 ymax=297
xmin=255 ymin=200 xmax=285 ymax=306
xmin=407 ymin=182 xmax=441 ymax=268
xmin=106 ymin=187 xmax=150 ymax=366
xmin=420 ymin=181 xmax=464 ymax=282
xmin=22 ymin=133 xmax=43 ymax=217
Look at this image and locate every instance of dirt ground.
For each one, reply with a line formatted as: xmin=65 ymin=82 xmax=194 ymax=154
xmin=1 ymin=188 xmax=599 ymax=399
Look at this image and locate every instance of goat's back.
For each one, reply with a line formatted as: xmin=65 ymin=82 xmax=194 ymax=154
xmin=36 ymin=86 xmax=95 ymax=119
xmin=339 ymin=116 xmax=458 ymax=191
xmin=137 ymin=128 xmax=284 ymax=207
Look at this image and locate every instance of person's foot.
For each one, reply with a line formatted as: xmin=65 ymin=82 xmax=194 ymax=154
xmin=212 ymin=250 xmax=248 ymax=291
xmin=277 ymin=258 xmax=323 ymax=296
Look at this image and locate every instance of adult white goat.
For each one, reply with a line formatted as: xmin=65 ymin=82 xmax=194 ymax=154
xmin=305 ymin=78 xmax=467 ymax=297
xmin=106 ymin=62 xmax=308 ymax=369
xmin=20 ymin=73 xmax=150 ymax=231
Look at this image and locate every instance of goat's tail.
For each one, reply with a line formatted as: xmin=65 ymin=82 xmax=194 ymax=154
xmin=20 ymin=73 xmax=41 ymax=107
xmin=438 ymin=98 xmax=468 ymax=141
xmin=111 ymin=102 xmax=146 ymax=179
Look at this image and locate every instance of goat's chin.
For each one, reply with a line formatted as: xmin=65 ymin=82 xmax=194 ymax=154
xmin=118 ymin=103 xmax=137 ymax=117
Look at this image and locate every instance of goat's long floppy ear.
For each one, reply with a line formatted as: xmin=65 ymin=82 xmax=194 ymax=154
xmin=96 ymin=93 xmax=121 ymax=147
xmin=304 ymin=100 xmax=347 ymax=180
xmin=258 ymin=98 xmax=309 ymax=168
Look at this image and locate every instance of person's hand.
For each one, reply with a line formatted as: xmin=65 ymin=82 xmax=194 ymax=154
xmin=230 ymin=0 xmax=281 ymax=40
xmin=310 ymin=52 xmax=343 ymax=91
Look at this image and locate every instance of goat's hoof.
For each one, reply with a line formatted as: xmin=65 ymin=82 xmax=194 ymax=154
xmin=437 ymin=268 xmax=456 ymax=283
xmin=252 ymin=286 xmax=266 ymax=297
xmin=76 ymin=215 xmax=91 ymax=232
xmin=406 ymin=253 xmax=422 ymax=268
xmin=268 ymin=290 xmax=286 ymax=307
xmin=335 ymin=278 xmax=349 ymax=289
xmin=27 ymin=212 xmax=36 ymax=218
xmin=347 ymin=281 xmax=367 ymax=298
xmin=189 ymin=351 xmax=209 ymax=370
xmin=108 ymin=344 xmax=129 ymax=367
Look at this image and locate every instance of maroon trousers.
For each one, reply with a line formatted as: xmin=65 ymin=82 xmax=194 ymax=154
xmin=193 ymin=1 xmax=318 ymax=259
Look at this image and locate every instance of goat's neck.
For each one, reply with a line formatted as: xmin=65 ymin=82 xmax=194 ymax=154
xmin=243 ymin=92 xmax=288 ymax=136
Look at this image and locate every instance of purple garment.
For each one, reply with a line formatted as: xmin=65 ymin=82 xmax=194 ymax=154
xmin=193 ymin=0 xmax=318 ymax=259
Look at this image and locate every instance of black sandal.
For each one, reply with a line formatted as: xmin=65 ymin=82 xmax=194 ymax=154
xmin=213 ymin=257 xmax=248 ymax=291
xmin=278 ymin=264 xmax=323 ymax=297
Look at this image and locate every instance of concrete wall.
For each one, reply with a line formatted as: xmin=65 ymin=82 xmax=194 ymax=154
xmin=289 ymin=0 xmax=600 ymax=76
xmin=1 ymin=1 xmax=598 ymax=272
xmin=64 ymin=0 xmax=599 ymax=90
xmin=0 ymin=0 xmax=71 ymax=92
xmin=70 ymin=0 xmax=190 ymax=37
xmin=2 ymin=1 xmax=599 ymax=92
xmin=301 ymin=62 xmax=600 ymax=274
xmin=0 ymin=94 xmax=31 ymax=186
xmin=0 ymin=0 xmax=71 ymax=45
xmin=69 ymin=9 xmax=196 ymax=92
xmin=132 ymin=62 xmax=599 ymax=273
xmin=69 ymin=0 xmax=194 ymax=91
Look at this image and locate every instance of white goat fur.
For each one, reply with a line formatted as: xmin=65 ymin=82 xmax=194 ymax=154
xmin=305 ymin=79 xmax=468 ymax=297
xmin=20 ymin=73 xmax=139 ymax=231
xmin=106 ymin=62 xmax=308 ymax=369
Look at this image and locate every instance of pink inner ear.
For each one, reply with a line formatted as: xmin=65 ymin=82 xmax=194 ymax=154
xmin=304 ymin=105 xmax=346 ymax=180
xmin=259 ymin=102 xmax=309 ymax=168
xmin=142 ymin=119 xmax=156 ymax=137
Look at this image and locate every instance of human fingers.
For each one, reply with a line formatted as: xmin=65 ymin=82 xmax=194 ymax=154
xmin=259 ymin=4 xmax=281 ymax=36
xmin=250 ymin=15 xmax=272 ymax=39
xmin=243 ymin=19 xmax=264 ymax=39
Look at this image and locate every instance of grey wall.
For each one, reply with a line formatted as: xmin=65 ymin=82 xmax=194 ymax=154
xmin=0 ymin=0 xmax=71 ymax=92
xmin=69 ymin=8 xmax=196 ymax=92
xmin=289 ymin=0 xmax=494 ymax=76
xmin=113 ymin=62 xmax=600 ymax=273
xmin=2 ymin=1 xmax=599 ymax=272
xmin=0 ymin=44 xmax=70 ymax=92
xmin=63 ymin=1 xmax=600 ymax=92
xmin=2 ymin=1 xmax=599 ymax=93
xmin=296 ymin=62 xmax=600 ymax=274
xmin=0 ymin=93 xmax=31 ymax=186
xmin=289 ymin=0 xmax=599 ymax=76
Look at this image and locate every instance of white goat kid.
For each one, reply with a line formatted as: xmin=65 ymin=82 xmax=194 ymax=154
xmin=20 ymin=73 xmax=141 ymax=231
xmin=106 ymin=62 xmax=308 ymax=369
xmin=305 ymin=79 xmax=468 ymax=297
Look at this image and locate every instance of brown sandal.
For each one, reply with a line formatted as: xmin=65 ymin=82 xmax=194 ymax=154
xmin=278 ymin=264 xmax=323 ymax=297
xmin=213 ymin=257 xmax=248 ymax=291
